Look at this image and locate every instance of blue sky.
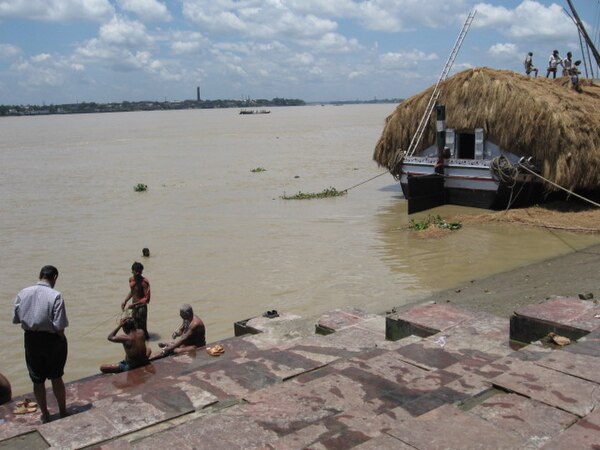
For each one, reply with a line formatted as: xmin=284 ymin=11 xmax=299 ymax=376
xmin=0 ymin=0 xmax=597 ymax=104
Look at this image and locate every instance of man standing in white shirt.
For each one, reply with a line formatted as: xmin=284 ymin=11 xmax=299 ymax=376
xmin=562 ymin=52 xmax=573 ymax=77
xmin=13 ymin=265 xmax=69 ymax=423
xmin=546 ymin=50 xmax=562 ymax=78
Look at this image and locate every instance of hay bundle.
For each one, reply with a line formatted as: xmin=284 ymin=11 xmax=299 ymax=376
xmin=373 ymin=67 xmax=600 ymax=191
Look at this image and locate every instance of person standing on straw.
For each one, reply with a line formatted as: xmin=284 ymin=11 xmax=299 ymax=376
xmin=546 ymin=50 xmax=562 ymax=78
xmin=524 ymin=52 xmax=538 ymax=77
xmin=562 ymin=52 xmax=573 ymax=77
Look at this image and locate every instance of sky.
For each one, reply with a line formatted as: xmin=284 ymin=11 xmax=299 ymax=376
xmin=0 ymin=0 xmax=598 ymax=105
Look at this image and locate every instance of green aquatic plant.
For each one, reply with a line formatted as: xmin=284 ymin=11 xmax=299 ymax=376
xmin=281 ymin=187 xmax=346 ymax=200
xmin=251 ymin=167 xmax=266 ymax=172
xmin=408 ymin=214 xmax=462 ymax=231
xmin=134 ymin=183 xmax=148 ymax=192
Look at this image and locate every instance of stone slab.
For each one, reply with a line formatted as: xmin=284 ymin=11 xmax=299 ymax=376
xmin=233 ymin=347 xmax=331 ymax=381
xmin=265 ymin=411 xmax=377 ymax=450
xmin=352 ymin=433 xmax=415 ymax=450
xmin=468 ymin=392 xmax=577 ymax=447
xmin=333 ymin=348 xmax=431 ymax=387
xmin=510 ymin=297 xmax=600 ymax=343
xmin=398 ymin=386 xmax=473 ymax=417
xmin=188 ymin=359 xmax=280 ymax=398
xmin=0 ymin=430 xmax=49 ymax=450
xmin=428 ymin=314 xmax=512 ymax=359
xmin=386 ymin=303 xmax=479 ymax=341
xmin=393 ymin=340 xmax=463 ymax=371
xmin=314 ymin=325 xmax=385 ymax=352
xmin=386 ymin=404 xmax=526 ymax=449
xmin=491 ymin=359 xmax=600 ymax=417
xmin=316 ymin=307 xmax=376 ymax=334
xmin=133 ymin=406 xmax=278 ymax=450
xmin=562 ymin=329 xmax=600 ymax=358
xmin=541 ymin=407 xmax=600 ymax=450
xmin=38 ymin=406 xmax=121 ymax=449
xmin=240 ymin=379 xmax=346 ymax=436
xmin=535 ymin=349 xmax=600 ymax=384
xmin=40 ymin=392 xmax=194 ymax=448
xmin=242 ymin=314 xmax=316 ymax=349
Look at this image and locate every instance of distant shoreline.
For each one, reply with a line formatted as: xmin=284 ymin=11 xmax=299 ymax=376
xmin=0 ymin=98 xmax=403 ymax=117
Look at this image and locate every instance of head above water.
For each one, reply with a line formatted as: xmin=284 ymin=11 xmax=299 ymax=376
xmin=180 ymin=304 xmax=194 ymax=320
xmin=122 ymin=318 xmax=136 ymax=333
xmin=142 ymin=248 xmax=150 ymax=257
xmin=39 ymin=265 xmax=59 ymax=287
xmin=131 ymin=261 xmax=144 ymax=275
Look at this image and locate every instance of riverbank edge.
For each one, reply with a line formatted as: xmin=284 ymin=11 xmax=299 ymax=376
xmin=399 ymin=242 xmax=600 ymax=318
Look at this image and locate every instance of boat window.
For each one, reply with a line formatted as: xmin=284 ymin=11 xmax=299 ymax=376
xmin=475 ymin=128 xmax=484 ymax=159
xmin=445 ymin=129 xmax=455 ymax=157
xmin=457 ymin=132 xmax=475 ymax=159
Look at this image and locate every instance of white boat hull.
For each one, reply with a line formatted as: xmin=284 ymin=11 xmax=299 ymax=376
xmin=399 ymin=156 xmax=541 ymax=211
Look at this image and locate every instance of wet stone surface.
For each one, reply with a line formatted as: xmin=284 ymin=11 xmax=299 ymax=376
xmin=2 ymin=300 xmax=600 ymax=449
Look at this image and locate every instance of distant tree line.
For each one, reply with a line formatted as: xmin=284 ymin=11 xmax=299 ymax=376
xmin=0 ymin=97 xmax=306 ymax=117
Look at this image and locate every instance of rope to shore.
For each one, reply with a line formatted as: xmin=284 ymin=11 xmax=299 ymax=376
xmin=79 ymin=310 xmax=125 ymax=338
xmin=340 ymin=170 xmax=390 ymax=193
xmin=517 ymin=163 xmax=600 ymax=208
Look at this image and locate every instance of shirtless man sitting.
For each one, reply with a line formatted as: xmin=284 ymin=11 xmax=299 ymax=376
xmin=100 ymin=318 xmax=150 ymax=373
xmin=153 ymin=304 xmax=205 ymax=359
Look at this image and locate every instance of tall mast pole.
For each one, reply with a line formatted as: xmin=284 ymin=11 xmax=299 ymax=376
xmin=566 ymin=0 xmax=600 ymax=68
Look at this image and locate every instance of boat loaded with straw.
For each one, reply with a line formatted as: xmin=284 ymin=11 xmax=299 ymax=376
xmin=373 ymin=67 xmax=600 ymax=213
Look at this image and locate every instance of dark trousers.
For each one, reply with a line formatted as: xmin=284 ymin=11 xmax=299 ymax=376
xmin=132 ymin=304 xmax=149 ymax=339
xmin=24 ymin=331 xmax=68 ymax=383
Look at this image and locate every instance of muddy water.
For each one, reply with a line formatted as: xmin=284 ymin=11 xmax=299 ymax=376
xmin=1 ymin=104 xmax=598 ymax=395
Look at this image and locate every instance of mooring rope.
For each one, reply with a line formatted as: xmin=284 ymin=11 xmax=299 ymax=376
xmin=341 ymin=170 xmax=390 ymax=193
xmin=78 ymin=310 xmax=129 ymax=338
xmin=517 ymin=163 xmax=600 ymax=208
xmin=490 ymin=156 xmax=518 ymax=188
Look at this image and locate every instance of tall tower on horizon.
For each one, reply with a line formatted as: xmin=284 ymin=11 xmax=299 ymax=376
xmin=197 ymin=86 xmax=200 ymax=102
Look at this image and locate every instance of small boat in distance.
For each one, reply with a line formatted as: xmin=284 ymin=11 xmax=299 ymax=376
xmin=239 ymin=109 xmax=271 ymax=115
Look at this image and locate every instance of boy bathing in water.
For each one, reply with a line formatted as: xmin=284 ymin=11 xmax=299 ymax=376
xmin=100 ymin=318 xmax=150 ymax=373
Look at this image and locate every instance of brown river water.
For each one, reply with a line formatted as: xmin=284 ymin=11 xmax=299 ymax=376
xmin=2 ymin=104 xmax=598 ymax=395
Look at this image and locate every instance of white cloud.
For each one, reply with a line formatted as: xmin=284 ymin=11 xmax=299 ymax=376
xmin=170 ymin=31 xmax=208 ymax=55
xmin=348 ymin=70 xmax=365 ymax=80
xmin=474 ymin=0 xmax=575 ymax=40
xmin=182 ymin=0 xmax=338 ymax=39
xmin=99 ymin=16 xmax=153 ymax=47
xmin=300 ymin=33 xmax=362 ymax=54
xmin=296 ymin=52 xmax=315 ymax=66
xmin=171 ymin=41 xmax=201 ymax=55
xmin=76 ymin=38 xmax=156 ymax=72
xmin=380 ymin=50 xmax=438 ymax=69
xmin=0 ymin=43 xmax=21 ymax=59
xmin=117 ymin=0 xmax=171 ymax=22
xmin=31 ymin=53 xmax=52 ymax=63
xmin=11 ymin=53 xmax=72 ymax=87
xmin=0 ymin=0 xmax=114 ymax=22
xmin=289 ymin=0 xmax=471 ymax=32
xmin=488 ymin=42 xmax=518 ymax=59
